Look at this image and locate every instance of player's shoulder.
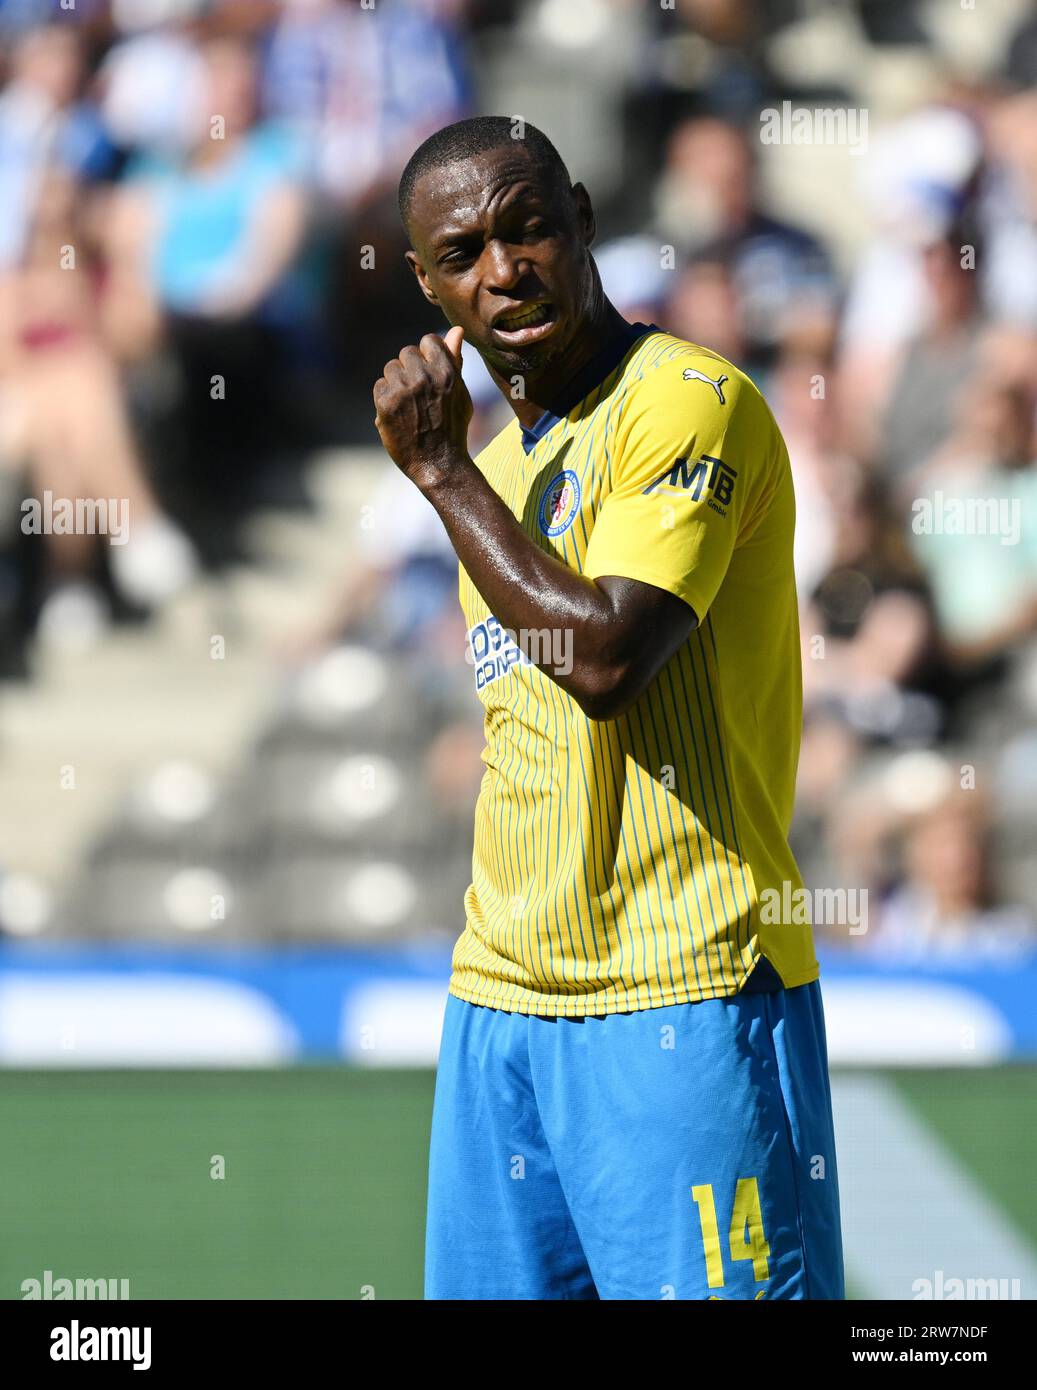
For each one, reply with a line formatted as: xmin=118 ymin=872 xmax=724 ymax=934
xmin=618 ymin=331 xmax=778 ymax=459
xmin=624 ymin=331 xmax=762 ymax=416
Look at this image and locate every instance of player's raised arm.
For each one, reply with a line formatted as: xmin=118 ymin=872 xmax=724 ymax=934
xmin=373 ymin=326 xmax=696 ymax=720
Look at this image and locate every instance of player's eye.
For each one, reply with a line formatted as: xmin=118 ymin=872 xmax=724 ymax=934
xmin=439 ymin=246 xmax=477 ymax=270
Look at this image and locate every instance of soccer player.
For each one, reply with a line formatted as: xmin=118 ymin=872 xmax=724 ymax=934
xmin=373 ymin=116 xmax=844 ymax=1300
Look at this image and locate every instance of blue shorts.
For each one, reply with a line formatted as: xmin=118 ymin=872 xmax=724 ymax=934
xmin=425 ymin=979 xmax=844 ymax=1299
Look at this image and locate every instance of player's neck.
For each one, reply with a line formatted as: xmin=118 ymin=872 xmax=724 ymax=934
xmin=496 ymin=297 xmax=629 ymax=432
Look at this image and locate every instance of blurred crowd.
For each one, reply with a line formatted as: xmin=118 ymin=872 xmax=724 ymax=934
xmin=3 ymin=0 xmax=1037 ymax=964
xmin=0 ymin=0 xmax=470 ymax=657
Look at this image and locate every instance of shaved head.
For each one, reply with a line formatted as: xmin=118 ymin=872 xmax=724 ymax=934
xmin=398 ymin=116 xmax=571 ymax=238
xmin=396 ymin=116 xmax=610 ymax=393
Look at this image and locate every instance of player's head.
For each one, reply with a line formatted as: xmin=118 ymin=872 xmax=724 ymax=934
xmin=398 ymin=116 xmax=602 ymax=376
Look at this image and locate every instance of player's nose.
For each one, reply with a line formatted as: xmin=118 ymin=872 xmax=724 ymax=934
xmin=481 ymin=238 xmax=531 ymax=293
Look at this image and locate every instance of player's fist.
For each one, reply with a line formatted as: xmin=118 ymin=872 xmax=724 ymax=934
xmin=373 ymin=326 xmax=474 ymax=486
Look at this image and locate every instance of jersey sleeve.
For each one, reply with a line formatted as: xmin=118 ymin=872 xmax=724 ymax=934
xmin=583 ymin=352 xmax=777 ymax=622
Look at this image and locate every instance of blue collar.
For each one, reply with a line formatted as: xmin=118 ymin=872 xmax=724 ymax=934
xmin=518 ymin=321 xmax=658 ymax=455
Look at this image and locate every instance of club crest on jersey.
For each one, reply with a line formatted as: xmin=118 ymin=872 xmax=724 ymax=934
xmin=538 ymin=469 xmax=581 ymax=537
xmin=683 ymin=366 xmax=728 ymax=404
xmin=642 ymin=453 xmax=737 ymax=515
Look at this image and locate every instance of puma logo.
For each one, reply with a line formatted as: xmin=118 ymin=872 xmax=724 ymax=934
xmin=683 ymin=367 xmax=728 ymax=405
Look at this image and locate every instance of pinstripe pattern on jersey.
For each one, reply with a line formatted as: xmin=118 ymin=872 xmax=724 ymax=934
xmin=453 ymin=328 xmax=808 ymax=1015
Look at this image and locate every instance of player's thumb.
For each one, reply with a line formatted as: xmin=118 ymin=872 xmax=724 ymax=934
xmin=444 ymin=325 xmax=464 ymax=367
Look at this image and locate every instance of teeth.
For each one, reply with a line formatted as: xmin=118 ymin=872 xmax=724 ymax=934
xmin=498 ymin=304 xmax=549 ymax=331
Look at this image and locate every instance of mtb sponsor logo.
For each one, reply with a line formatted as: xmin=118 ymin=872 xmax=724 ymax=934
xmin=912 ymin=1270 xmax=1022 ymax=1300
xmin=22 ymin=1269 xmax=130 ymax=1300
xmin=642 ymin=454 xmax=738 ymax=515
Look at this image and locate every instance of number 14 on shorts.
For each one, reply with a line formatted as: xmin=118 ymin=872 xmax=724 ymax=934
xmin=692 ymin=1178 xmax=770 ymax=1298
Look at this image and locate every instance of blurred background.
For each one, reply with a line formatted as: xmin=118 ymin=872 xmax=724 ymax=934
xmin=1 ymin=0 xmax=1036 ymax=1300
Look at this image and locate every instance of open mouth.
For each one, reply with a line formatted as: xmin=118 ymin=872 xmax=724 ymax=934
xmin=491 ymin=302 xmax=558 ymax=346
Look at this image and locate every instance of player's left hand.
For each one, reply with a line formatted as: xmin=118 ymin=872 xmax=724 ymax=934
xmin=373 ymin=326 xmax=474 ymax=488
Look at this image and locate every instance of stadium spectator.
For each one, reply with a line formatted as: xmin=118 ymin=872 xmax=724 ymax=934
xmin=105 ymin=31 xmax=310 ymax=536
xmin=911 ymin=369 xmax=1037 ymax=672
xmin=981 ymin=90 xmax=1037 ymax=333
xmin=869 ymin=792 xmax=1036 ymax=962
xmin=664 ymin=253 xmax=747 ymax=379
xmin=97 ymin=10 xmax=207 ymax=161
xmin=835 ymin=104 xmax=983 ymax=461
xmin=878 ymin=230 xmax=985 ymax=499
xmin=262 ymin=0 xmax=469 ymax=212
xmin=801 ymin=467 xmax=941 ymax=746
xmin=595 ymin=234 xmax=674 ymax=328
xmin=0 ymin=164 xmax=197 ymax=647
xmin=653 ymin=116 xmax=837 ymax=373
xmin=0 ymin=22 xmax=115 ymax=272
xmin=263 ymin=0 xmax=474 ymax=408
xmin=767 ymin=349 xmax=842 ymax=600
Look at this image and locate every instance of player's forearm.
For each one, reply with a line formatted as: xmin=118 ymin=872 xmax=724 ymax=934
xmin=371 ymin=330 xmax=689 ymax=717
xmin=421 ymin=460 xmax=642 ymax=715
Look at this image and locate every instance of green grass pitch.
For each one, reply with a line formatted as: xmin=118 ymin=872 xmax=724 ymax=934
xmin=1 ymin=1067 xmax=1033 ymax=1300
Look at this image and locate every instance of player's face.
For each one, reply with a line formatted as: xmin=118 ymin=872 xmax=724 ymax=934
xmin=405 ymin=147 xmax=598 ymax=377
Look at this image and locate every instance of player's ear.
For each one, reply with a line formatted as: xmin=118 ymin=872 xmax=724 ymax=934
xmin=405 ymin=250 xmax=440 ymax=307
xmin=571 ymin=183 xmax=596 ymax=249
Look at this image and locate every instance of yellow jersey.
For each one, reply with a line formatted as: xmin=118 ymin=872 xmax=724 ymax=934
xmin=454 ymin=323 xmax=816 ymax=1016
